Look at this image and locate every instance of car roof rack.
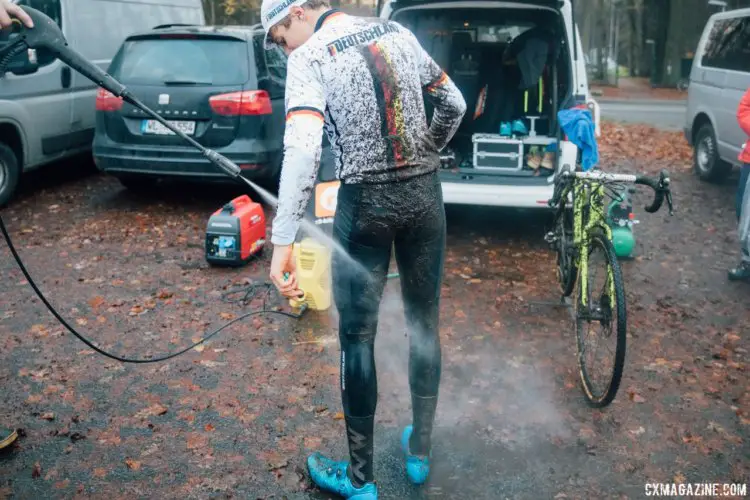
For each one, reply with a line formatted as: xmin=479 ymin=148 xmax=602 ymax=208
xmin=152 ymin=23 xmax=197 ymax=30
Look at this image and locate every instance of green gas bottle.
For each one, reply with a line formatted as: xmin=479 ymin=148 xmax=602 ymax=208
xmin=606 ymin=187 xmax=637 ymax=259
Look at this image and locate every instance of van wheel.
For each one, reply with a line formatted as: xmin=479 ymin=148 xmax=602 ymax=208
xmin=693 ymin=123 xmax=731 ymax=182
xmin=117 ymin=175 xmax=158 ymax=192
xmin=0 ymin=143 xmax=20 ymax=208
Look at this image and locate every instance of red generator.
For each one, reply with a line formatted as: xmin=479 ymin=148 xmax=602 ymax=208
xmin=205 ymin=195 xmax=266 ymax=266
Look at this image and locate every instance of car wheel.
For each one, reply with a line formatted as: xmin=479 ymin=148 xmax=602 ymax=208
xmin=693 ymin=123 xmax=732 ymax=182
xmin=0 ymin=142 xmax=21 ymax=208
xmin=118 ymin=175 xmax=158 ymax=192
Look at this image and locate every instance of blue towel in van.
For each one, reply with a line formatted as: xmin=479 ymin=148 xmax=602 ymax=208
xmin=557 ymin=108 xmax=599 ymax=171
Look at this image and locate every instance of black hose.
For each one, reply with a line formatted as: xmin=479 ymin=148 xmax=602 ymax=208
xmin=0 ymin=39 xmax=27 ymax=74
xmin=0 ymin=213 xmax=306 ymax=364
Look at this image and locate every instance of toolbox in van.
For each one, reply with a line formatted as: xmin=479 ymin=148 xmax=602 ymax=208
xmin=472 ymin=133 xmax=557 ymax=171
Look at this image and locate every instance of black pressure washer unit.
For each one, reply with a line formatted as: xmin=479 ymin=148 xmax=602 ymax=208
xmin=0 ymin=7 xmax=307 ymax=364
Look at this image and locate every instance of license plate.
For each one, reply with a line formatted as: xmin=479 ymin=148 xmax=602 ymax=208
xmin=141 ymin=119 xmax=195 ymax=136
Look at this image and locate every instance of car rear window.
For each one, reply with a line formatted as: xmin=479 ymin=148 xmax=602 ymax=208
xmin=110 ymin=37 xmax=250 ymax=86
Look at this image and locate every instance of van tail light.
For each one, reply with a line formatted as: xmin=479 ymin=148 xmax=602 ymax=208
xmin=209 ymin=90 xmax=272 ymax=116
xmin=96 ymin=88 xmax=123 ymax=112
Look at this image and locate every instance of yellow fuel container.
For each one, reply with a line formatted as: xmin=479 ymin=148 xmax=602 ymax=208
xmin=289 ymin=237 xmax=332 ymax=311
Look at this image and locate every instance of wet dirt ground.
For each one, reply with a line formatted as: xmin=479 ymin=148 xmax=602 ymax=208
xmin=0 ymin=127 xmax=748 ymax=499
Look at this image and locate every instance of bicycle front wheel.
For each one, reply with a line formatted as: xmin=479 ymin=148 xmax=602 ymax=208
xmin=555 ymin=206 xmax=577 ymax=296
xmin=575 ymin=229 xmax=627 ymax=408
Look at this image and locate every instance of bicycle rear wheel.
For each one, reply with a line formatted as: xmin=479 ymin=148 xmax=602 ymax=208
xmin=575 ymin=229 xmax=627 ymax=408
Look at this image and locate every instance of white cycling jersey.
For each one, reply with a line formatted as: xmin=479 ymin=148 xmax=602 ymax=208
xmin=270 ymin=10 xmax=467 ymax=245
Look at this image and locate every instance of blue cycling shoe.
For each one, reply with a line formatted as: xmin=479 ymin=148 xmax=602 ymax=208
xmin=307 ymin=452 xmax=378 ymax=499
xmin=401 ymin=425 xmax=430 ymax=485
xmin=511 ymin=119 xmax=528 ymax=136
xmin=499 ymin=121 xmax=512 ymax=136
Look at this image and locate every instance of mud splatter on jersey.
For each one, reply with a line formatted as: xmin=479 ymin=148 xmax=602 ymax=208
xmin=270 ymin=10 xmax=466 ymax=245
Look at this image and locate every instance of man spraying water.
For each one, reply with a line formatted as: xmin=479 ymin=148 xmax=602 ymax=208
xmin=262 ymin=1 xmax=466 ymax=497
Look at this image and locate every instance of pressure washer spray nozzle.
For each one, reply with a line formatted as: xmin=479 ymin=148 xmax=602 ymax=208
xmin=283 ymin=272 xmax=308 ymax=313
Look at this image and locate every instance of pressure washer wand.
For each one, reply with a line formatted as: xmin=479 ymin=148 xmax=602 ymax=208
xmin=0 ymin=6 xmax=244 ymax=182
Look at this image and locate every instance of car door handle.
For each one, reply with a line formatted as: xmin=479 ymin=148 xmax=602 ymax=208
xmin=61 ymin=66 xmax=71 ymax=88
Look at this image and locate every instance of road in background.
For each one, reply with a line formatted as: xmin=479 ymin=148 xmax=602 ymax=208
xmin=599 ymin=99 xmax=687 ymax=131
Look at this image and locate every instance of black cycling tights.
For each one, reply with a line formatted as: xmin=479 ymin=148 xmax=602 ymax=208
xmin=331 ymin=171 xmax=446 ymax=487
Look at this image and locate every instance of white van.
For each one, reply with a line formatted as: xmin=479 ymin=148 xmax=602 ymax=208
xmin=377 ymin=0 xmax=599 ymax=209
xmin=684 ymin=7 xmax=750 ymax=183
xmin=0 ymin=0 xmax=206 ymax=206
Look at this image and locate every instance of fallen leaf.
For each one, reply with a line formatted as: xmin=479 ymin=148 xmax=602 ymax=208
xmin=88 ymin=296 xmax=105 ymax=309
xmin=129 ymin=305 xmax=144 ymax=316
xmin=627 ymin=388 xmax=646 ymax=403
xmin=333 ymin=412 xmax=344 ymax=420
xmin=304 ymin=437 xmax=323 ymax=449
xmin=54 ymin=480 xmax=70 ymax=490
xmin=157 ymin=290 xmax=174 ymax=299
xmin=134 ymin=404 xmax=168 ymax=419
xmin=124 ymin=458 xmax=141 ymax=471
xmin=40 ymin=412 xmax=55 ymax=421
xmin=199 ymin=360 xmax=226 ymax=368
xmin=674 ymin=472 xmax=686 ymax=484
xmin=267 ymin=458 xmax=289 ymax=471
xmin=204 ymin=424 xmax=215 ymax=432
xmin=93 ymin=468 xmax=107 ymax=478
xmin=219 ymin=312 xmax=235 ymax=320
xmin=455 ymin=310 xmax=466 ymax=319
xmin=186 ymin=432 xmax=209 ymax=450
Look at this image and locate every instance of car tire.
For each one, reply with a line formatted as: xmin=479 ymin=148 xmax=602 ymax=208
xmin=693 ymin=122 xmax=732 ymax=182
xmin=0 ymin=142 xmax=21 ymax=208
xmin=118 ymin=175 xmax=158 ymax=192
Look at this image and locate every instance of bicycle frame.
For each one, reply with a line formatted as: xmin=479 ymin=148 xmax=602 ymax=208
xmin=570 ymin=180 xmax=617 ymax=308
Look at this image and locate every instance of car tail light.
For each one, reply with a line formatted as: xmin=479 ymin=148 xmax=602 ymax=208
xmin=209 ymin=91 xmax=272 ymax=116
xmin=96 ymin=88 xmax=123 ymax=112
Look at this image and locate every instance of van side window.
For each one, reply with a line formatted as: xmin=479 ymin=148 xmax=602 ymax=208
xmin=701 ymin=16 xmax=750 ymax=73
xmin=15 ymin=0 xmax=63 ymax=67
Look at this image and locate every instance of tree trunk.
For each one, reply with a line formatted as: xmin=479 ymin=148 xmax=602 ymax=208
xmin=652 ymin=0 xmax=669 ymax=85
xmin=627 ymin=0 xmax=639 ymax=76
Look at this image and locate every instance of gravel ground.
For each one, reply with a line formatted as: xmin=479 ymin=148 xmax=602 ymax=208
xmin=0 ymin=146 xmax=747 ymax=499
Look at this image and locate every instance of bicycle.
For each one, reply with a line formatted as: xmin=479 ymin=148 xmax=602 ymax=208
xmin=545 ymin=164 xmax=674 ymax=407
